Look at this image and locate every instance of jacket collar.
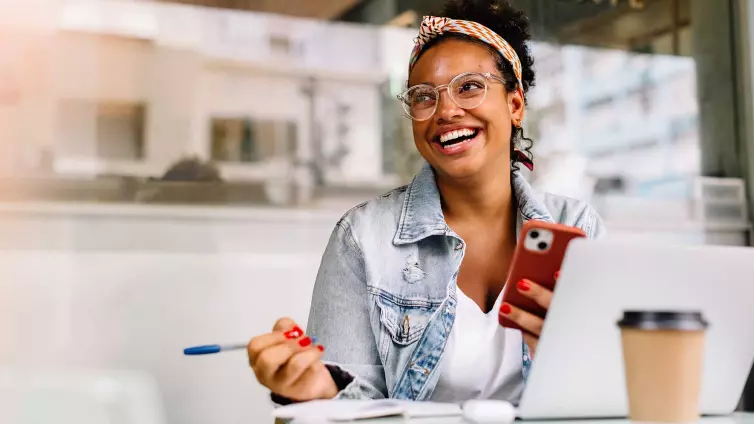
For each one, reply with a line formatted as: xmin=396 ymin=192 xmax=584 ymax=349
xmin=393 ymin=162 xmax=554 ymax=245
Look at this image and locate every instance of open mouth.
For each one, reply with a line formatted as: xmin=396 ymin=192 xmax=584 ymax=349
xmin=434 ymin=128 xmax=480 ymax=147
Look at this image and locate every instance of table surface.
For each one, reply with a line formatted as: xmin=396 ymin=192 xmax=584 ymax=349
xmin=289 ymin=412 xmax=754 ymax=424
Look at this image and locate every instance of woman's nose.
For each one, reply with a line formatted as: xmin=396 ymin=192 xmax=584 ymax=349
xmin=434 ymin=90 xmax=464 ymax=122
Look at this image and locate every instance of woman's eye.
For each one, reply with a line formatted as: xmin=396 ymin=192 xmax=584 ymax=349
xmin=459 ymin=82 xmax=483 ymax=93
xmin=413 ymin=93 xmax=435 ymax=104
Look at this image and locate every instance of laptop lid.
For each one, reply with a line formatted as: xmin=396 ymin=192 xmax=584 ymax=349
xmin=518 ymin=240 xmax=754 ymax=420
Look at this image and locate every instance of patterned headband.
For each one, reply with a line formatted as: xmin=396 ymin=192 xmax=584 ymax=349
xmin=408 ymin=16 xmax=524 ymax=95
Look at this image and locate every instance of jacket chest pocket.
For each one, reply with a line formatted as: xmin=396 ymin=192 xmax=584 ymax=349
xmin=376 ymin=294 xmax=438 ymax=346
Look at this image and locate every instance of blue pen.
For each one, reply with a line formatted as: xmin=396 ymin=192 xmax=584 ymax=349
xmin=184 ymin=337 xmax=318 ymax=356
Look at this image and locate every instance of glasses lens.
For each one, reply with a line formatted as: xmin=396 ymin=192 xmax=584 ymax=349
xmin=402 ymin=85 xmax=437 ymax=120
xmin=450 ymin=73 xmax=487 ymax=109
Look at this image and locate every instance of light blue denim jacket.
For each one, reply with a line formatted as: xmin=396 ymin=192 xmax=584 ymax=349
xmin=306 ymin=163 xmax=605 ymax=401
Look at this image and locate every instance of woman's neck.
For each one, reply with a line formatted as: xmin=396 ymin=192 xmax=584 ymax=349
xmin=438 ymin=165 xmax=514 ymax=224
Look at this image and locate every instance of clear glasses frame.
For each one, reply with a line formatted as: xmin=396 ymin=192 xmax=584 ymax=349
xmin=397 ymin=72 xmax=506 ymax=121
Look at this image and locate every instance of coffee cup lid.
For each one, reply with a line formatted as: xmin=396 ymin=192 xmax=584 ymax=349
xmin=617 ymin=310 xmax=708 ymax=331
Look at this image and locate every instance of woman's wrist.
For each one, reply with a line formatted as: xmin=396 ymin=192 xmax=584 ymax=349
xmin=270 ymin=364 xmax=352 ymax=404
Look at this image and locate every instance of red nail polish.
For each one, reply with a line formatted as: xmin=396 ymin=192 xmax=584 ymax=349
xmin=317 ymin=345 xmax=324 ymax=352
xmin=517 ymin=280 xmax=530 ymax=292
xmin=284 ymin=326 xmax=303 ymax=339
xmin=501 ymin=304 xmax=511 ymax=315
xmin=554 ymin=271 xmax=560 ymax=280
xmin=298 ymin=337 xmax=312 ymax=347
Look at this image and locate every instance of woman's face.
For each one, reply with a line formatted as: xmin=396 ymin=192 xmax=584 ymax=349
xmin=407 ymin=39 xmax=525 ymax=180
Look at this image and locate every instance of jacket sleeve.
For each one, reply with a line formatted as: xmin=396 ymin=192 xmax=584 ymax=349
xmin=305 ymin=218 xmax=387 ymax=399
xmin=541 ymin=193 xmax=606 ymax=240
xmin=586 ymin=204 xmax=607 ymax=239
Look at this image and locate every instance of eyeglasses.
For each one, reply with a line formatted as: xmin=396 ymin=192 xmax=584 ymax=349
xmin=397 ymin=72 xmax=506 ymax=121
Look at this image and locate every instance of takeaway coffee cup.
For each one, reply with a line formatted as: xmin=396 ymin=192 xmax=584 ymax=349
xmin=617 ymin=311 xmax=708 ymax=422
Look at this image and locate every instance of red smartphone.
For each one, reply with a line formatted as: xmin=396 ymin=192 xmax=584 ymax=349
xmin=498 ymin=220 xmax=586 ymax=331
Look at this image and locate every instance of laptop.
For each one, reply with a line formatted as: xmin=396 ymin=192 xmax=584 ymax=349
xmin=517 ymin=239 xmax=754 ymax=420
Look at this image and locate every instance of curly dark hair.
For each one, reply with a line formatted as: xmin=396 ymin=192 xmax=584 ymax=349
xmin=412 ymin=0 xmax=536 ymax=170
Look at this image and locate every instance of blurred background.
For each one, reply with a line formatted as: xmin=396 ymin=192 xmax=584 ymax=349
xmin=0 ymin=0 xmax=753 ymax=423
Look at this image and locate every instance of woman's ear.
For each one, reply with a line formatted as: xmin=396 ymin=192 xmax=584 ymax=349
xmin=508 ymin=88 xmax=525 ymax=127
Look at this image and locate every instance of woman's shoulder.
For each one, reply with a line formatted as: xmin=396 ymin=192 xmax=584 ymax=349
xmin=335 ymin=184 xmax=410 ymax=235
xmin=541 ymin=192 xmax=606 ymax=239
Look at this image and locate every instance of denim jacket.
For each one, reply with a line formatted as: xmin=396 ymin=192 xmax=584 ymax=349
xmin=305 ymin=163 xmax=605 ymax=402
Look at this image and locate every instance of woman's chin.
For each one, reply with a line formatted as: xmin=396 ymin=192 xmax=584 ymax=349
xmin=417 ymin=139 xmax=501 ymax=180
xmin=432 ymin=156 xmax=488 ymax=180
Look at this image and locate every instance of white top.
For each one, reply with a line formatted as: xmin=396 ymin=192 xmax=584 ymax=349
xmin=430 ymin=288 xmax=525 ymax=403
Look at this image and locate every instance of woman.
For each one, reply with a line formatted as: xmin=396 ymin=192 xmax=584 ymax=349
xmin=247 ymin=0 xmax=604 ymax=404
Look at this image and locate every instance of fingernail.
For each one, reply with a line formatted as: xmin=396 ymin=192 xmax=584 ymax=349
xmin=501 ymin=304 xmax=511 ymax=315
xmin=317 ymin=345 xmax=324 ymax=352
xmin=284 ymin=326 xmax=303 ymax=339
xmin=517 ymin=280 xmax=530 ymax=292
xmin=554 ymin=271 xmax=560 ymax=280
xmin=298 ymin=337 xmax=312 ymax=347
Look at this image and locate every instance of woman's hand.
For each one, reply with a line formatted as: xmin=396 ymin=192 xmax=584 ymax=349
xmin=500 ymin=275 xmax=557 ymax=357
xmin=248 ymin=317 xmax=338 ymax=402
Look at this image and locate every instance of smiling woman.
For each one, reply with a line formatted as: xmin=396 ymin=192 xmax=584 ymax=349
xmin=246 ymin=0 xmax=605 ymax=404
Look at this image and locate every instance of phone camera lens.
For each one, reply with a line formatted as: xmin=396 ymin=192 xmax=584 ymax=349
xmin=537 ymin=242 xmax=548 ymax=251
xmin=530 ymin=231 xmax=540 ymax=239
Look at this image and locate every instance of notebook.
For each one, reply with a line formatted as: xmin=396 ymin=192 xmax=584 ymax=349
xmin=272 ymin=399 xmax=462 ymax=421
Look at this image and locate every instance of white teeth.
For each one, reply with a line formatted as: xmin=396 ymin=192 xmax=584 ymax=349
xmin=439 ymin=128 xmax=475 ymax=144
xmin=441 ymin=138 xmax=473 ymax=151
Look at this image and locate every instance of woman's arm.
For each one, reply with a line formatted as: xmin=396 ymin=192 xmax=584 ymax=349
xmin=305 ymin=218 xmax=388 ymax=399
xmin=251 ymin=218 xmax=386 ymax=403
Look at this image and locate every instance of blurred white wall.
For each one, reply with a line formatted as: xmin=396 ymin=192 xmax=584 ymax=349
xmin=0 ymin=203 xmax=340 ymax=424
xmin=0 ymin=250 xmax=324 ymax=424
xmin=0 ymin=370 xmax=168 ymax=424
